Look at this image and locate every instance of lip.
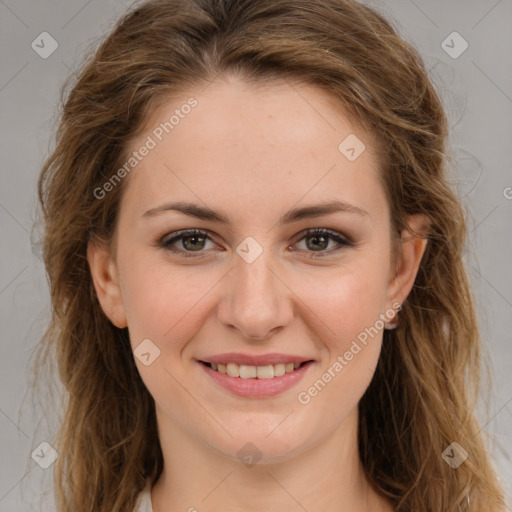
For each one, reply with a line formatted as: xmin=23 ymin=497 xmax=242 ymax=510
xmin=200 ymin=352 xmax=313 ymax=366
xmin=198 ymin=359 xmax=315 ymax=398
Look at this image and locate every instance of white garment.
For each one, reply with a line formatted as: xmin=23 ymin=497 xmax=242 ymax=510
xmin=133 ymin=480 xmax=153 ymax=512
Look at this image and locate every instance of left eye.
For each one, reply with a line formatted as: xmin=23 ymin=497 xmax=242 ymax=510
xmin=159 ymin=228 xmax=353 ymax=258
xmin=294 ymin=228 xmax=353 ymax=255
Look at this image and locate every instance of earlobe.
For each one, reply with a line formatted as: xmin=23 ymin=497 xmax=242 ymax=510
xmin=86 ymin=239 xmax=128 ymax=329
xmin=386 ymin=214 xmax=430 ymax=309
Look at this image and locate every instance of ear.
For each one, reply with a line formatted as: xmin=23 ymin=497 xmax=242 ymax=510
xmin=386 ymin=214 xmax=430 ymax=309
xmin=87 ymin=239 xmax=128 ymax=328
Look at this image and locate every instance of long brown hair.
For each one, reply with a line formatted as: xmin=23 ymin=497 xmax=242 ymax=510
xmin=34 ymin=0 xmax=507 ymax=510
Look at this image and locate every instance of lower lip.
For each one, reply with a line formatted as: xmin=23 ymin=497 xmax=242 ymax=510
xmin=199 ymin=361 xmax=314 ymax=398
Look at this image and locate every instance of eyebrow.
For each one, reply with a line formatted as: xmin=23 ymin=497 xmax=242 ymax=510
xmin=142 ymin=200 xmax=369 ymax=224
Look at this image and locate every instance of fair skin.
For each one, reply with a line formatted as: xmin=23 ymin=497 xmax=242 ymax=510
xmin=88 ymin=75 xmax=428 ymax=512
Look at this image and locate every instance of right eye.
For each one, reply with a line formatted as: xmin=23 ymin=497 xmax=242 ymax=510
xmin=160 ymin=229 xmax=216 ymax=257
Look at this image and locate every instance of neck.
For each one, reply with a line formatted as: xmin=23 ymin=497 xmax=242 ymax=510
xmin=150 ymin=407 xmax=393 ymax=512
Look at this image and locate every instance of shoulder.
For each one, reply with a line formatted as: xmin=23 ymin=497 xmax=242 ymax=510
xmin=133 ymin=479 xmax=153 ymax=512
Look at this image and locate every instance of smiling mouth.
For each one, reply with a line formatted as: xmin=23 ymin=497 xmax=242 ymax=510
xmin=200 ymin=361 xmax=311 ymax=379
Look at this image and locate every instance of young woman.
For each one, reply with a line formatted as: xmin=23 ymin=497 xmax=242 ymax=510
xmin=35 ymin=0 xmax=507 ymax=510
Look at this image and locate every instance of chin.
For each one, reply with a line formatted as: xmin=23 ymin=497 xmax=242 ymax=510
xmin=210 ymin=427 xmax=314 ymax=466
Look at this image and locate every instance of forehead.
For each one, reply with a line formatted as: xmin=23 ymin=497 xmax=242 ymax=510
xmin=119 ymin=76 xmax=387 ymax=225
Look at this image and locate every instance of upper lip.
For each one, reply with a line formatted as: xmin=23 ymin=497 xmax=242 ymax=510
xmin=199 ymin=353 xmax=314 ymax=366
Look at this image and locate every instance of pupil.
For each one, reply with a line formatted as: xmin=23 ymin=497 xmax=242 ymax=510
xmin=184 ymin=235 xmax=204 ymax=251
xmin=308 ymin=235 xmax=327 ymax=251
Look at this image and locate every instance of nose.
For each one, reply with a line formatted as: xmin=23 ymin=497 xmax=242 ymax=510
xmin=217 ymin=250 xmax=293 ymax=341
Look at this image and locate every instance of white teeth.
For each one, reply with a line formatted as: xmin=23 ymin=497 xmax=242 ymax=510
xmin=209 ymin=361 xmax=305 ymax=378
xmin=256 ymin=365 xmax=274 ymax=379
xmin=239 ymin=364 xmax=257 ymax=378
xmin=226 ymin=363 xmax=239 ymax=377
xmin=273 ymin=363 xmax=286 ymax=377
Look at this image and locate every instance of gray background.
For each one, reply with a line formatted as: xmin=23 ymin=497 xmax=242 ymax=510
xmin=0 ymin=0 xmax=511 ymax=510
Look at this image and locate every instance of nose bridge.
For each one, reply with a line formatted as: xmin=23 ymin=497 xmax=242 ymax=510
xmin=218 ymin=242 xmax=292 ymax=340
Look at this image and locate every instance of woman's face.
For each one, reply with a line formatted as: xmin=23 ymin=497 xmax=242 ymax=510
xmin=89 ymin=75 xmax=426 ymax=464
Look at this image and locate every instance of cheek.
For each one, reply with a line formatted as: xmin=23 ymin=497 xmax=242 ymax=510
xmin=295 ymin=258 xmax=389 ymax=348
xmin=291 ymin=256 xmax=389 ymax=403
xmin=118 ymin=250 xmax=220 ymax=351
xmin=294 ymin=289 xmax=386 ymax=429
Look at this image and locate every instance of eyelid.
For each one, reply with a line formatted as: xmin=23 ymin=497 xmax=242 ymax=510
xmin=291 ymin=227 xmax=353 ymax=258
xmin=158 ymin=227 xmax=354 ymax=258
xmin=159 ymin=229 xmax=216 ymax=256
xmin=293 ymin=227 xmax=352 ymax=245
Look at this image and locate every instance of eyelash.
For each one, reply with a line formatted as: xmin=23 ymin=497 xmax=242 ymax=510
xmin=158 ymin=228 xmax=354 ymax=259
